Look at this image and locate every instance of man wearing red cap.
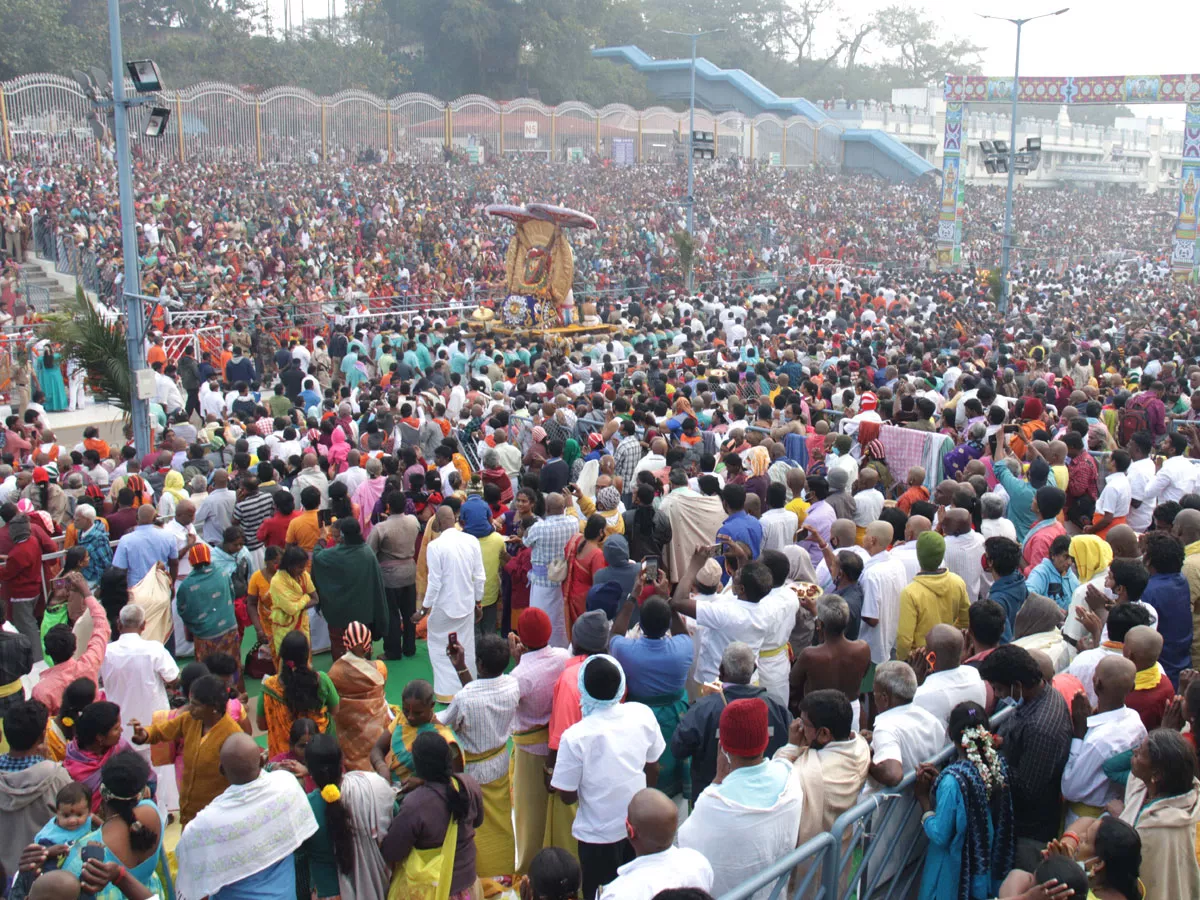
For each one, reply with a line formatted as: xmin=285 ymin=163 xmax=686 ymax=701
xmin=676 ymin=697 xmax=803 ymax=898
xmin=508 ymin=607 xmax=571 ymax=875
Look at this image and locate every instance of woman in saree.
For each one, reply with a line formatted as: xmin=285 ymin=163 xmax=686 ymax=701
xmin=563 ymin=515 xmax=608 ymax=639
xmin=49 ymin=750 xmax=169 ymax=900
xmin=370 ymin=679 xmax=461 ymax=787
xmin=33 ymin=344 xmax=67 ymax=412
xmin=328 ymin=622 xmax=391 ymax=772
xmin=267 ymin=716 xmax=320 ymax=793
xmin=269 ymin=545 xmax=318 ymax=654
xmin=156 ymin=470 xmax=188 ymax=519
xmin=258 ymin=631 xmax=340 ymax=758
xmin=44 ymin=677 xmax=96 ymax=762
xmin=65 ymin=701 xmax=158 ymax=813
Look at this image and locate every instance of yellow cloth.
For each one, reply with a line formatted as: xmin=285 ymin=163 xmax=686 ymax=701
xmin=144 ymin=712 xmax=242 ymax=826
xmin=0 ymin=679 xmax=23 ymax=698
xmin=474 ymin=773 xmax=515 ymax=879
xmin=785 ymin=497 xmax=810 ymax=529
xmin=895 ymin=570 xmax=971 ymax=659
xmin=511 ymin=746 xmax=549 ymax=876
xmin=747 ymin=446 xmax=770 ymax=478
xmin=268 ymin=569 xmax=315 ymax=652
xmin=542 ymin=793 xmax=577 ymax=859
xmin=387 ymin=814 xmax=459 ymax=900
xmin=1135 ymin=663 xmax=1166 ymax=692
xmin=759 ymin=644 xmax=788 ymax=658
xmin=1069 ymin=535 xmax=1114 ymax=584
xmin=511 ymin=726 xmax=549 ymax=747
xmin=162 ymin=470 xmax=188 ymax=505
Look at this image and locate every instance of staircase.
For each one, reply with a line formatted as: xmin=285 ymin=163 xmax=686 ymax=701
xmin=18 ymin=260 xmax=76 ymax=314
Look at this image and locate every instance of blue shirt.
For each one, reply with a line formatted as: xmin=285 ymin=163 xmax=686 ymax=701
xmin=213 ymin=855 xmax=296 ymax=900
xmin=1141 ymin=572 xmax=1193 ymax=686
xmin=610 ymin=634 xmax=694 ymax=698
xmin=1025 ymin=558 xmax=1079 ymax=611
xmin=112 ymin=524 xmax=179 ymax=587
xmin=718 ymin=510 xmax=763 ymax=560
xmin=988 ymin=572 xmax=1027 ymax=642
xmin=993 ymin=464 xmax=1037 ymax=541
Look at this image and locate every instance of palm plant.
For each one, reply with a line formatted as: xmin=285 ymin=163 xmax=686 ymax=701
xmin=44 ymin=285 xmax=133 ymax=414
xmin=673 ymin=228 xmax=697 ymax=291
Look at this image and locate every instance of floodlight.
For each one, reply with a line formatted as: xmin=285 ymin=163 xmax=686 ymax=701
xmin=127 ymin=60 xmax=162 ymax=93
xmin=1025 ymin=137 xmax=1041 ymax=152
xmin=144 ymin=107 xmax=171 ymax=137
xmin=993 ymin=140 xmax=1009 ymax=154
xmin=979 ymin=140 xmax=995 ymax=153
xmin=984 ymin=159 xmax=998 ymax=175
xmin=994 ymin=156 xmax=1009 ymax=173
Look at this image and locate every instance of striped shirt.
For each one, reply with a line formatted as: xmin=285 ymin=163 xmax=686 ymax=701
xmin=233 ymin=491 xmax=276 ymax=550
xmin=511 ymin=646 xmax=573 ymax=755
xmin=436 ymin=674 xmax=520 ymax=784
xmin=524 ymin=514 xmax=581 ymax=588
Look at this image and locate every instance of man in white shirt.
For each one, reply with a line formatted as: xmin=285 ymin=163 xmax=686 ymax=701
xmin=414 ymin=506 xmax=484 ymax=702
xmin=759 ymin=483 xmax=799 ymax=554
xmin=911 ymin=625 xmax=988 ymax=726
xmin=99 ymin=603 xmax=181 ymax=809
xmin=1066 ymin=602 xmax=1152 ymax=706
xmin=552 ymin=655 xmax=665 ymax=900
xmin=866 ymin=660 xmax=946 ymax=791
xmin=1146 ymin=432 xmax=1197 ymax=505
xmin=1125 ymin=433 xmax=1157 ymax=532
xmin=333 ymin=450 xmax=369 ymax=496
xmin=492 ymin=428 xmax=523 ymax=482
xmin=598 ymin=788 xmax=713 ymax=900
xmin=859 ymin=521 xmax=909 ymax=667
xmin=633 ymin=438 xmax=668 ymax=476
xmin=890 ymin=516 xmax=932 ymax=583
xmin=1092 ymin=450 xmax=1132 ymax=535
xmin=1061 ymin=654 xmax=1144 ymax=826
xmin=942 ymin=509 xmax=987 ymax=602
xmin=671 ymin=556 xmax=774 ymax=694
xmin=852 ymin=469 xmax=885 ymax=534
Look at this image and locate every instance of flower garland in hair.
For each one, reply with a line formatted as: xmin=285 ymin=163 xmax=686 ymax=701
xmin=960 ymin=725 xmax=1005 ymax=796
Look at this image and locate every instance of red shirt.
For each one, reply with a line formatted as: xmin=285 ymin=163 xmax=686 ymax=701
xmin=1126 ymin=674 xmax=1176 ymax=731
xmin=257 ymin=511 xmax=299 ymax=550
xmin=1 ymin=537 xmax=44 ymax=599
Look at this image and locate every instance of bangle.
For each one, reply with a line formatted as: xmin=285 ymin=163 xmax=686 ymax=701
xmin=115 ymin=866 xmax=128 ymax=884
xmin=1061 ymin=831 xmax=1080 ymax=848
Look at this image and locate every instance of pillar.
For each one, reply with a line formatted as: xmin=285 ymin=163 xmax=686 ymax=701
xmin=386 ymin=107 xmax=393 ymax=163
xmin=175 ymin=96 xmax=185 ymax=162
xmin=637 ymin=113 xmax=643 ymax=163
xmin=0 ymin=88 xmax=11 ymax=161
xmin=320 ymin=101 xmax=328 ymax=162
xmin=1172 ymin=102 xmax=1200 ymax=281
xmin=749 ymin=123 xmax=754 ymax=159
xmin=498 ymin=108 xmax=504 ymax=155
xmin=595 ymin=112 xmax=601 ymax=156
xmin=444 ymin=107 xmax=451 ymax=148
xmin=255 ymin=101 xmax=263 ymax=165
xmin=936 ymin=91 xmax=965 ymax=270
xmin=781 ymin=124 xmax=788 ymax=167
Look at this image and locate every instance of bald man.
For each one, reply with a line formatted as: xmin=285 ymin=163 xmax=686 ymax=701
xmin=1061 ymin=654 xmax=1145 ymax=825
xmin=911 ymin=624 xmax=987 ymax=727
xmin=812 ymin=518 xmax=866 ymax=592
xmin=598 ymin=788 xmax=714 ymax=900
xmin=890 ymin=515 xmax=932 ymax=582
xmin=852 ymin=468 xmax=883 ymax=539
xmin=941 ymin=507 xmax=987 ymax=602
xmin=111 ymin=503 xmax=179 ymax=589
xmin=416 ymin=505 xmax=483 ymax=701
xmin=175 ymin=732 xmax=318 ymax=900
xmin=1123 ymin=625 xmax=1175 ymax=730
xmin=859 ymin=520 xmax=909 ymax=672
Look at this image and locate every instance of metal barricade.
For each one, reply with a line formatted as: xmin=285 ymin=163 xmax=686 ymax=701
xmin=720 ymin=832 xmax=836 ymax=900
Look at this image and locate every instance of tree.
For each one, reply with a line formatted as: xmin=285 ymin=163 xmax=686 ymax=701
xmin=0 ymin=0 xmax=94 ymax=81
xmin=874 ymin=4 xmax=981 ymax=82
xmin=45 ymin=286 xmax=133 ymax=415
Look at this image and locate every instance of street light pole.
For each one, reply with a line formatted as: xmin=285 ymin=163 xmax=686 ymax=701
xmin=660 ymin=28 xmax=725 ymax=293
xmin=979 ymin=8 xmax=1068 ymax=314
xmin=107 ymin=0 xmax=152 ymax=458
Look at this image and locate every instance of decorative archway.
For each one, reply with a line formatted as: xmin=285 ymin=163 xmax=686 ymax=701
xmin=937 ymin=73 xmax=1200 ymax=279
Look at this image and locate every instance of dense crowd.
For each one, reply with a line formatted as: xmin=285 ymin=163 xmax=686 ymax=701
xmin=0 ymin=153 xmax=1198 ymax=900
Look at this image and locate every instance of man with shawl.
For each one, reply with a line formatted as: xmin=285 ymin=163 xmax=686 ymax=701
xmin=73 ymin=505 xmax=113 ymax=587
xmin=351 ymin=457 xmax=387 ymax=537
xmin=176 ymin=733 xmax=319 ymax=900
xmin=328 ymin=622 xmax=391 ymax=771
xmin=311 ymin=518 xmax=388 ymax=661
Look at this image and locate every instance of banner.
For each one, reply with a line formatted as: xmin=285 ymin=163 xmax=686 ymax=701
xmin=936 ymin=99 xmax=964 ymax=268
xmin=1173 ymin=103 xmax=1200 ymax=280
xmin=946 ymin=73 xmax=1200 ymax=106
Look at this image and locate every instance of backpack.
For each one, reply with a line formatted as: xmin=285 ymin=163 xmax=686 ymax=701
xmin=1118 ymin=395 xmax=1151 ymax=446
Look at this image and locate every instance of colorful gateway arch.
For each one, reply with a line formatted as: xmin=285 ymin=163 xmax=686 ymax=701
xmin=937 ymin=73 xmax=1200 ymax=279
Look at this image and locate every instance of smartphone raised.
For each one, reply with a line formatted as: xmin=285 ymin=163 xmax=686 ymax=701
xmin=643 ymin=556 xmax=659 ymax=583
xmin=318 ymin=508 xmax=333 ymax=527
xmin=447 ymin=632 xmax=459 ymax=649
xmin=51 ymin=576 xmax=70 ymax=594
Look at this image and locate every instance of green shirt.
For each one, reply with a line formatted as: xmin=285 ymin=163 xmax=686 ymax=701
xmin=175 ymin=564 xmax=237 ymax=639
xmin=268 ymin=393 xmax=293 ymax=418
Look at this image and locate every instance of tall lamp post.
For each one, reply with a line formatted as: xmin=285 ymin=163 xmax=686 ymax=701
xmin=106 ymin=0 xmax=153 ymax=457
xmin=978 ymin=8 xmax=1068 ymax=313
xmin=660 ymin=29 xmax=725 ymax=243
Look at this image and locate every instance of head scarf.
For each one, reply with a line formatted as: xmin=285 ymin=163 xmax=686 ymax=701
xmin=782 ymin=545 xmax=819 ymax=584
xmin=577 ymin=654 xmax=626 ymax=718
xmin=343 ymin=621 xmax=373 ymax=656
xmin=189 ymin=543 xmax=212 ymax=566
xmin=163 ymin=470 xmax=188 ymax=503
xmin=8 ymin=514 xmax=30 ymax=544
xmin=531 ymin=425 xmax=547 ymax=443
xmin=596 ymin=486 xmax=621 ymax=511
xmin=459 ymin=495 xmax=494 ymax=538
xmin=1014 ymin=592 xmax=1066 ymax=639
xmin=747 ymin=446 xmax=770 ymax=478
xmin=1069 ymin=535 xmax=1113 ymax=584
xmin=563 ymin=438 xmax=581 ymax=470
xmin=863 ymin=439 xmax=886 ymax=462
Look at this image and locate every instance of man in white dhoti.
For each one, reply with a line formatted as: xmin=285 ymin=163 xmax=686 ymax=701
xmin=523 ymin=493 xmax=580 ymax=648
xmin=414 ymin=506 xmax=483 ymax=702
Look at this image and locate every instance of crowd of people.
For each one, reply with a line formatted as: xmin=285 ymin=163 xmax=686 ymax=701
xmin=0 ymin=151 xmax=1198 ymax=900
